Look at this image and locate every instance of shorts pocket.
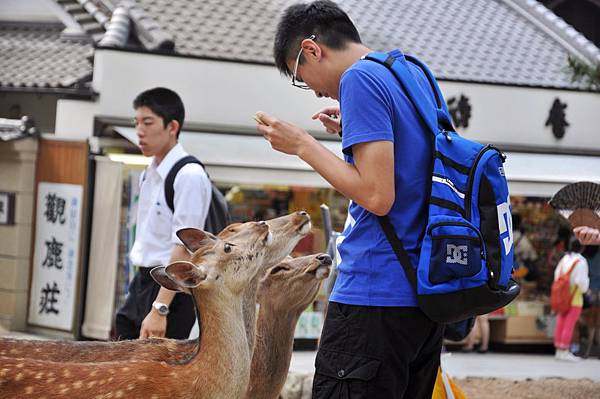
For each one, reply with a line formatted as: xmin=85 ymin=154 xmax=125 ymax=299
xmin=312 ymin=348 xmax=380 ymax=399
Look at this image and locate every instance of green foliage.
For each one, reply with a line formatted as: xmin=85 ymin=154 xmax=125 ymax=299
xmin=567 ymin=56 xmax=600 ymax=91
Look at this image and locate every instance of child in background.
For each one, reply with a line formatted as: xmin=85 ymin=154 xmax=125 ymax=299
xmin=553 ymin=238 xmax=589 ymax=361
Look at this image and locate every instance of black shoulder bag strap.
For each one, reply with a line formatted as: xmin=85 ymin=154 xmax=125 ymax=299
xmin=377 ymin=216 xmax=418 ymax=287
xmin=164 ymin=155 xmax=206 ymax=213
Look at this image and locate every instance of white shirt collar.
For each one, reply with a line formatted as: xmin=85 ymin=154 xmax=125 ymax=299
xmin=151 ymin=143 xmax=188 ymax=180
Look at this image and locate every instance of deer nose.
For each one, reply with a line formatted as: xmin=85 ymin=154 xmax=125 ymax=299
xmin=298 ymin=211 xmax=308 ymax=217
xmin=316 ymin=254 xmax=332 ymax=265
xmin=257 ymin=221 xmax=269 ymax=230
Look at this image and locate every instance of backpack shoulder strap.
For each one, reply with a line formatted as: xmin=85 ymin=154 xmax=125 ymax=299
xmin=362 ymin=51 xmax=453 ymax=136
xmin=564 ymin=258 xmax=580 ymax=276
xmin=164 ymin=155 xmax=204 ymax=213
xmin=378 ymin=216 xmax=418 ymax=287
xmin=366 ymin=51 xmax=453 ymax=289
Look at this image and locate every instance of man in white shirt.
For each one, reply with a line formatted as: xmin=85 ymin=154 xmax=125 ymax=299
xmin=115 ymin=87 xmax=211 ymax=339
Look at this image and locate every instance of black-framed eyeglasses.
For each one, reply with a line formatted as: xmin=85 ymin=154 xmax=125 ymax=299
xmin=291 ymin=34 xmax=316 ymax=90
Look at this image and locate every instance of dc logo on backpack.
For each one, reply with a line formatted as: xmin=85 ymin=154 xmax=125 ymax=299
xmin=367 ymin=51 xmax=520 ymax=325
xmin=497 ymin=198 xmax=513 ymax=256
xmin=446 ymin=244 xmax=468 ymax=265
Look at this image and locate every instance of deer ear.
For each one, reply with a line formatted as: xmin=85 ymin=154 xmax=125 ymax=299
xmin=165 ymin=261 xmax=207 ymax=288
xmin=150 ymin=266 xmax=182 ymax=292
xmin=177 ymin=228 xmax=216 ymax=253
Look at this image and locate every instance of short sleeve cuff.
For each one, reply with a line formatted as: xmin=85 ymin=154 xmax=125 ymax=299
xmin=342 ymin=131 xmax=394 ymax=156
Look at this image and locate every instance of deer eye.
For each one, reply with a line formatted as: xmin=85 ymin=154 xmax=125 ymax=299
xmin=224 ymin=243 xmax=233 ymax=253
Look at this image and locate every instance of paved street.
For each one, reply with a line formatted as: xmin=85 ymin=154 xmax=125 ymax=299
xmin=289 ymin=350 xmax=600 ymax=381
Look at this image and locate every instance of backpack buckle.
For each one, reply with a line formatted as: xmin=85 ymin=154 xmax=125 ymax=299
xmin=441 ymin=129 xmax=452 ymax=142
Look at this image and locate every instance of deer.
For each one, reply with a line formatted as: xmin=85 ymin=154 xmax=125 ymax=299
xmin=246 ymin=253 xmax=331 ymax=399
xmin=0 ymin=221 xmax=275 ymax=399
xmin=0 ymin=211 xmax=312 ymax=363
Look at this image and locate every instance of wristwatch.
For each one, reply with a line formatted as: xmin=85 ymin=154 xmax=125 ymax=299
xmin=152 ymin=301 xmax=170 ymax=316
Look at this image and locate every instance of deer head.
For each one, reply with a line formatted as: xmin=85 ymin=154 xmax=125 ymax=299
xmin=221 ymin=212 xmax=312 ymax=352
xmin=173 ymin=221 xmax=272 ymax=295
xmin=259 ymin=253 xmax=331 ymax=316
xmin=263 ymin=211 xmax=311 ymax=267
xmin=218 ymin=211 xmax=311 ymax=269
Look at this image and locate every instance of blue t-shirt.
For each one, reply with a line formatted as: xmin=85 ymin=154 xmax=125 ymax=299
xmin=330 ymin=50 xmax=436 ymax=307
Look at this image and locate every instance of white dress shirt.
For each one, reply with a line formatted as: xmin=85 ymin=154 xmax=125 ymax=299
xmin=129 ymin=143 xmax=211 ymax=268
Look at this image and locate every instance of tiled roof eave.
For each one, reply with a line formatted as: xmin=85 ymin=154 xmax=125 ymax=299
xmin=0 ymin=85 xmax=98 ymax=99
xmin=502 ymin=0 xmax=600 ymax=64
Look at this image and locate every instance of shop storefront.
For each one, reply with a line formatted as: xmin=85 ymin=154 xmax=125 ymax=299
xmin=94 ymin=126 xmax=350 ymax=342
xmin=4 ymin=0 xmax=600 ymax=343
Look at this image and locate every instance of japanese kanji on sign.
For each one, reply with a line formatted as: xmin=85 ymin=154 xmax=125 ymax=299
xmin=28 ymin=182 xmax=83 ymax=331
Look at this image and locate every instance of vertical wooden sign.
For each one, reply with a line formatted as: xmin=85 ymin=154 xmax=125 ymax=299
xmin=27 ymin=139 xmax=88 ymax=335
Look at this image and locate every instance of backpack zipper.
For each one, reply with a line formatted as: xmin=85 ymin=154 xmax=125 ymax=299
xmin=464 ymin=145 xmax=500 ymax=220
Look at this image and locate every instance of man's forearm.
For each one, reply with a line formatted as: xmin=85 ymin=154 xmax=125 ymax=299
xmin=298 ymin=136 xmax=394 ymax=215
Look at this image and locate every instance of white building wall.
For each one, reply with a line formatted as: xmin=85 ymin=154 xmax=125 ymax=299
xmin=54 ymin=49 xmax=600 ymax=194
xmin=55 ymin=100 xmax=97 ymax=140
xmin=441 ymin=81 xmax=600 ymax=149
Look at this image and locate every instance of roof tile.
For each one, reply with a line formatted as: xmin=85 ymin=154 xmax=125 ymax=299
xmin=0 ymin=23 xmax=93 ymax=91
xmin=5 ymin=0 xmax=600 ymax=91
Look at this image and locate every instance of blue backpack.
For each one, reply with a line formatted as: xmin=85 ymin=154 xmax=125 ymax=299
xmin=365 ymin=51 xmax=520 ymax=324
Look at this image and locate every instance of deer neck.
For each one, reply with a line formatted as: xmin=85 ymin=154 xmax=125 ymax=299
xmin=247 ymin=301 xmax=299 ymax=399
xmin=242 ymin=273 xmax=262 ymax=354
xmin=188 ymin=287 xmax=251 ymax=398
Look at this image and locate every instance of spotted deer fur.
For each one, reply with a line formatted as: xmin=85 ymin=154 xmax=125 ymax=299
xmin=0 ymin=222 xmax=272 ymax=399
xmin=0 ymin=212 xmax=311 ymax=364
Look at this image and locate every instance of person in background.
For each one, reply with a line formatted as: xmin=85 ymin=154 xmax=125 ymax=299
xmin=462 ymin=315 xmax=490 ymax=353
xmin=582 ymin=245 xmax=600 ymax=302
xmin=553 ymin=238 xmax=590 ymax=361
xmin=512 ymin=214 xmax=539 ymax=281
xmin=544 ymin=226 xmax=572 ymax=291
xmin=115 ymin=87 xmax=211 ymax=340
xmin=581 ymin=243 xmax=600 ymax=355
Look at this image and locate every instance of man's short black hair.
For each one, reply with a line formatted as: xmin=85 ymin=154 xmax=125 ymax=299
xmin=274 ymin=0 xmax=362 ymax=77
xmin=133 ymin=87 xmax=185 ymax=138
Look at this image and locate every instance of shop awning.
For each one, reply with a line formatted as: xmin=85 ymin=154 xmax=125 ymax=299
xmin=113 ymin=126 xmax=599 ymax=196
xmin=113 ymin=126 xmax=342 ymax=188
xmin=503 ymin=152 xmax=600 ymax=197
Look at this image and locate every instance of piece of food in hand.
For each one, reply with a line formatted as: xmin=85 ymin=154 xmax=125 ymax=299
xmin=253 ymin=114 xmax=267 ymax=126
xmin=549 ymin=181 xmax=600 ymax=229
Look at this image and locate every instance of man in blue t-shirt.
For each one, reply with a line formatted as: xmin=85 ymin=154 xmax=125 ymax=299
xmin=256 ymin=1 xmax=443 ymax=397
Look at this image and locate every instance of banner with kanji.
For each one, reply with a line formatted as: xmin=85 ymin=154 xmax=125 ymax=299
xmin=28 ymin=182 xmax=83 ymax=331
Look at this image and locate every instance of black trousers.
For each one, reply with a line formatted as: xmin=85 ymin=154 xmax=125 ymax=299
xmin=312 ymin=302 xmax=443 ymax=399
xmin=115 ymin=267 xmax=196 ymax=340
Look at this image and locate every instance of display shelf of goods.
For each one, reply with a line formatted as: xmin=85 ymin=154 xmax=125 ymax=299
xmin=294 ymin=311 xmax=324 ymax=339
